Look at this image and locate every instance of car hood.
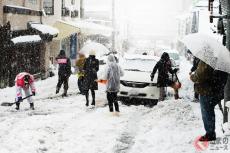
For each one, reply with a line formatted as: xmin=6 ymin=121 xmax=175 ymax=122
xmin=121 ymin=70 xmax=157 ymax=83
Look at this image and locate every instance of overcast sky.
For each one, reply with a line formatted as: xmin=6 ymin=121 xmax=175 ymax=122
xmin=84 ymin=0 xmax=194 ymax=38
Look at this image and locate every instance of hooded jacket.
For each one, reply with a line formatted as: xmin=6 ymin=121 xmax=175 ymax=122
xmin=151 ymin=52 xmax=175 ymax=87
xmin=15 ymin=72 xmax=36 ymax=97
xmin=104 ymin=55 xmax=124 ymax=92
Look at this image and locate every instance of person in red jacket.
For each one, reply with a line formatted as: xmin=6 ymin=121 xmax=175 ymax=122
xmin=15 ymin=72 xmax=36 ymax=110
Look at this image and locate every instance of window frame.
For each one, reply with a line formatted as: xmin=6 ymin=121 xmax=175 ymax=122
xmin=43 ymin=0 xmax=54 ymax=15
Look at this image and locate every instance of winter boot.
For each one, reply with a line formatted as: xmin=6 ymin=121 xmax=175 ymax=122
xmin=91 ymin=99 xmax=95 ymax=106
xmin=199 ymin=133 xmax=216 ymax=141
xmin=56 ymin=87 xmax=60 ymax=94
xmin=30 ymin=103 xmax=35 ymax=110
xmin=62 ymin=90 xmax=67 ymax=97
xmin=174 ymin=94 xmax=179 ymax=100
xmin=15 ymin=102 xmax=20 ymax=110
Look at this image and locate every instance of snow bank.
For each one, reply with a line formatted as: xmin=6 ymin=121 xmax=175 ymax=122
xmin=0 ymin=56 xmax=229 ymax=153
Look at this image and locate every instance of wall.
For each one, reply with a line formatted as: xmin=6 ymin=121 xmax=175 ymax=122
xmin=1 ymin=0 xmax=41 ymax=29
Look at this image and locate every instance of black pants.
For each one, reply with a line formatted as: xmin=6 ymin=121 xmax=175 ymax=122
xmin=85 ymin=89 xmax=95 ymax=105
xmin=78 ymin=76 xmax=84 ymax=94
xmin=57 ymin=75 xmax=69 ymax=92
xmin=107 ymin=92 xmax=119 ymax=112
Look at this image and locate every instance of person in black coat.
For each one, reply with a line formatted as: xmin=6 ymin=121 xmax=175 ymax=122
xmin=55 ymin=50 xmax=71 ymax=97
xmin=150 ymin=52 xmax=179 ymax=101
xmin=189 ymin=56 xmax=200 ymax=101
xmin=83 ymin=50 xmax=99 ymax=106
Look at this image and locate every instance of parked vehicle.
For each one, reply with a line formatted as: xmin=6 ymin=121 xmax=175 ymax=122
xmin=118 ymin=54 xmax=159 ymax=106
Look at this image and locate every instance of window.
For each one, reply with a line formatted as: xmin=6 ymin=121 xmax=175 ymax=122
xmin=28 ymin=0 xmax=37 ymax=5
xmin=71 ymin=10 xmax=78 ymax=18
xmin=43 ymin=0 xmax=54 ymax=15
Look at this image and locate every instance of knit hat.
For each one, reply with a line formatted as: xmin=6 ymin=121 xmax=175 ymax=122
xmin=59 ymin=50 xmax=66 ymax=56
xmin=89 ymin=50 xmax=96 ymax=56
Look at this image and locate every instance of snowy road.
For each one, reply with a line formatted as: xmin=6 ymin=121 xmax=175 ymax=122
xmin=0 ymin=57 xmax=230 ymax=153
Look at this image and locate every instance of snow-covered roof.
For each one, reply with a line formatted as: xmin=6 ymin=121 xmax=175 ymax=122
xmin=11 ymin=35 xmax=41 ymax=44
xmin=31 ymin=23 xmax=59 ymax=36
xmin=58 ymin=20 xmax=112 ymax=37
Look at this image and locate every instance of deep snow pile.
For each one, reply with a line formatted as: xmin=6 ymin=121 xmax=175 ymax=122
xmin=0 ymin=56 xmax=229 ymax=153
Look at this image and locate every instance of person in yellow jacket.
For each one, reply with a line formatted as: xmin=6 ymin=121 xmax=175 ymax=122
xmin=76 ymin=53 xmax=86 ymax=94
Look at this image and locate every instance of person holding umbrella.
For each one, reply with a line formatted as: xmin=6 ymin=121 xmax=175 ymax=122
xmin=183 ymin=33 xmax=229 ymax=141
xmin=82 ymin=50 xmax=99 ymax=107
xmin=190 ymin=60 xmax=227 ymax=141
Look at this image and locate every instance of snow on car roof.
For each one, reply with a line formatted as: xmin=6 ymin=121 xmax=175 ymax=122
xmin=163 ymin=49 xmax=179 ymax=54
xmin=124 ymin=53 xmax=160 ymax=61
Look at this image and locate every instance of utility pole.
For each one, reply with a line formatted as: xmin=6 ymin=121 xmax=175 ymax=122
xmin=80 ymin=0 xmax=84 ymax=19
xmin=111 ymin=0 xmax=115 ymax=52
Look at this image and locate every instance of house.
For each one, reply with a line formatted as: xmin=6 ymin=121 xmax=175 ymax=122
xmin=0 ymin=0 xmax=59 ymax=87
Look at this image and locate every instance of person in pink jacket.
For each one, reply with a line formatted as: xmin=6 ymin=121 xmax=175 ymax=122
xmin=15 ymin=72 xmax=36 ymax=110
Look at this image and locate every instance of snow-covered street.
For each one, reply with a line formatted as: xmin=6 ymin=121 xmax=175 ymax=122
xmin=0 ymin=57 xmax=229 ymax=153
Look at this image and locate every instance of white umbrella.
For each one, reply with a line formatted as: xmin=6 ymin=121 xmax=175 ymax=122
xmin=182 ymin=33 xmax=230 ymax=73
xmin=79 ymin=42 xmax=110 ymax=57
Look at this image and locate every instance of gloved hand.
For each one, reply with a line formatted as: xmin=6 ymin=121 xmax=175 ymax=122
xmin=32 ymin=91 xmax=36 ymax=96
xmin=150 ymin=74 xmax=154 ymax=81
xmin=17 ymin=96 xmax=23 ymax=102
xmin=173 ymin=68 xmax=179 ymax=73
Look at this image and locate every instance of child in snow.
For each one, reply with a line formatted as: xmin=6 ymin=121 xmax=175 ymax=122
xmin=15 ymin=72 xmax=36 ymax=110
xmin=103 ymin=55 xmax=124 ymax=115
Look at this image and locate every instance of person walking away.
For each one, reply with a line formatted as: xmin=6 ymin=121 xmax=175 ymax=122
xmin=104 ymin=55 xmax=124 ymax=115
xmin=56 ymin=49 xmax=71 ymax=97
xmin=190 ymin=60 xmax=228 ymax=141
xmin=15 ymin=72 xmax=36 ymax=110
xmin=83 ymin=50 xmax=99 ymax=106
xmin=76 ymin=53 xmax=86 ymax=94
xmin=190 ymin=56 xmax=200 ymax=102
xmin=150 ymin=52 xmax=179 ymax=101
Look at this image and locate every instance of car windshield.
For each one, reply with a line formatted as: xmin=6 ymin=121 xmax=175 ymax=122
xmin=168 ymin=53 xmax=179 ymax=60
xmin=121 ymin=58 xmax=156 ymax=72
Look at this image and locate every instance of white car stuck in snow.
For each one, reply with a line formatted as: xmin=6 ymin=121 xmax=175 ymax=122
xmin=118 ymin=54 xmax=159 ymax=106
